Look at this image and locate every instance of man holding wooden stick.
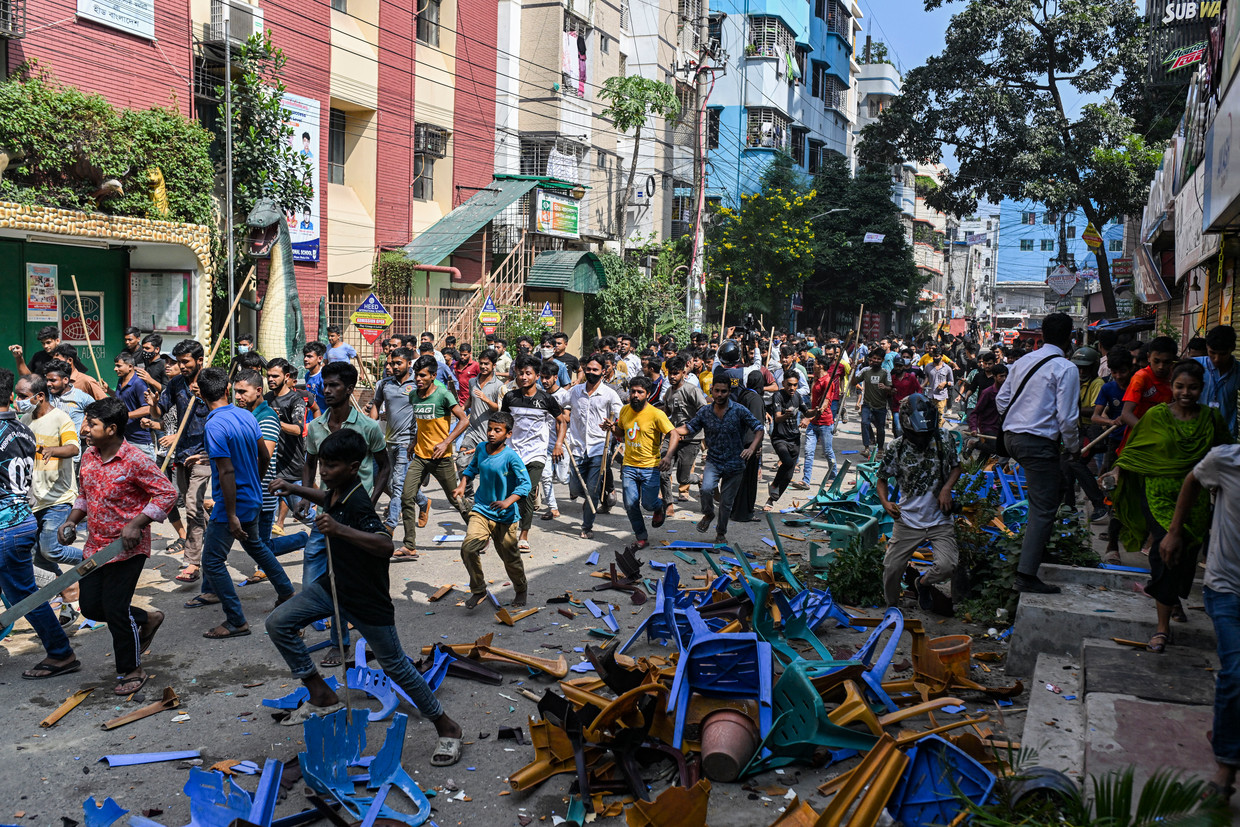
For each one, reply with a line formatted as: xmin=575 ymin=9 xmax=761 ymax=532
xmin=152 ymin=340 xmax=210 ymax=585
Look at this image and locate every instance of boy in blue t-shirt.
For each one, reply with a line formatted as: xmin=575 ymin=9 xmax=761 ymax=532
xmin=453 ymin=411 xmax=531 ymax=609
xmin=325 ymin=325 xmax=358 ymax=364
xmin=303 ymin=341 xmax=327 ymax=416
xmin=193 ymin=367 xmax=295 ymax=639
xmin=1090 ymin=348 xmax=1136 ymax=474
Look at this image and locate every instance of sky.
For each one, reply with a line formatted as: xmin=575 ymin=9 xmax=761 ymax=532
xmin=853 ymin=0 xmax=957 ymax=79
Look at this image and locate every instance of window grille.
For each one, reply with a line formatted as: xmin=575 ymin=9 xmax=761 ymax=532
xmin=825 ymin=0 xmax=849 ymax=35
xmin=746 ymin=108 xmax=789 ymax=149
xmin=416 ymin=0 xmax=440 ymax=45
xmin=414 ymin=123 xmax=450 ymax=158
xmin=748 ymin=16 xmax=794 ymax=58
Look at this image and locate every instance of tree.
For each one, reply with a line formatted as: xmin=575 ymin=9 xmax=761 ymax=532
xmin=803 ymin=154 xmax=924 ymax=320
xmin=860 ymin=0 xmax=1162 ymax=318
xmin=598 ymin=75 xmax=679 ymax=250
xmin=206 ymin=32 xmax=314 ymax=297
xmin=586 ymin=248 xmax=692 ymax=344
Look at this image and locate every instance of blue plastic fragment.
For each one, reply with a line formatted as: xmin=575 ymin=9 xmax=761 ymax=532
xmin=841 ymin=450 xmax=859 ymax=454
xmin=941 ymin=704 xmax=966 ymax=714
xmin=995 ymin=699 xmax=1013 ymax=707
xmin=433 ymin=535 xmax=466 ymax=543
xmin=761 ymin=537 xmax=776 ymax=548
xmin=602 ymin=611 xmax=619 ymax=633
xmin=570 ymin=661 xmax=596 ymax=673
xmin=1097 ymin=563 xmax=1151 ymax=573
xmin=263 ymin=676 xmax=341 ymax=709
xmin=83 ymin=797 xmax=128 ymax=827
xmin=648 ymin=560 xmax=670 ymax=570
xmin=99 ymin=749 xmax=201 ymax=767
xmin=573 ymin=647 xmax=585 ymax=652
xmin=583 ymin=599 xmax=604 ymax=618
xmin=586 ymin=551 xmax=599 ymax=566
xmin=1062 ymin=695 xmax=1077 ymax=701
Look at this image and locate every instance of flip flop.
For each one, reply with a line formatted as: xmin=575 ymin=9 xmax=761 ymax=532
xmin=279 ymin=700 xmax=344 ymax=726
xmin=175 ymin=567 xmax=201 ymax=583
xmin=518 ymin=539 xmax=531 ymax=550
xmin=115 ymin=673 xmax=150 ymax=696
xmin=431 ymin=736 xmax=462 ymax=766
xmin=22 ymin=659 xmax=82 ymax=680
xmin=391 ymin=548 xmax=419 ymax=560
xmin=184 ymin=594 xmax=220 ymax=609
xmin=1146 ymin=631 xmax=1170 ymax=653
xmin=139 ymin=611 xmax=165 ymax=654
xmin=203 ymin=622 xmax=251 ymax=639
xmin=320 ymin=648 xmax=346 ymax=668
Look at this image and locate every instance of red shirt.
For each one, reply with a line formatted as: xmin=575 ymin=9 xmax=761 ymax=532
xmin=1122 ymin=366 xmax=1172 ymax=421
xmin=454 ymin=359 xmax=480 ymax=408
xmin=821 ymin=362 xmax=846 ymax=403
xmin=809 ymin=374 xmax=835 ymax=426
xmin=73 ymin=440 xmax=178 ymax=563
xmin=890 ymin=372 xmax=923 ymax=412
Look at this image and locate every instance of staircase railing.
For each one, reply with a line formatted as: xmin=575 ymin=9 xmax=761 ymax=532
xmin=441 ymin=230 xmax=530 ymax=344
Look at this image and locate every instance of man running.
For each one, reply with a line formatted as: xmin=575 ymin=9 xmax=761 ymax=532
xmin=500 ymin=355 xmax=567 ymax=551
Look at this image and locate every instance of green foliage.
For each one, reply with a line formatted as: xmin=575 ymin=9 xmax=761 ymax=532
xmin=211 ymin=338 xmax=232 ymax=367
xmin=962 ymin=766 xmax=1228 ymax=827
xmin=0 ymin=66 xmax=214 ymax=225
xmin=599 ymin=75 xmax=680 ymax=245
xmin=823 ymin=538 xmax=887 ymax=608
xmin=866 ymin=41 xmax=892 ymax=66
xmin=498 ymin=303 xmax=551 ymax=343
xmin=205 ymin=32 xmax=314 ymax=296
xmin=952 ymin=470 xmax=1019 ymax=624
xmin=585 ymin=248 xmax=692 ymax=345
xmin=373 ymin=251 xmax=421 ymax=299
xmin=860 ymin=0 xmax=1160 ymax=317
xmin=708 ymin=188 xmax=818 ymax=310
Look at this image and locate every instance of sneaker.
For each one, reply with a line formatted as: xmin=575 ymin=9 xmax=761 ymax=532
xmin=1015 ymin=574 xmax=1061 ymax=594
xmin=1090 ymin=506 xmax=1110 ymax=523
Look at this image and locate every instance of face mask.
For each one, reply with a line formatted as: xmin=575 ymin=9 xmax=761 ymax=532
xmin=541 ymin=347 xmax=554 ymax=358
xmin=13 ymin=398 xmax=34 ymax=414
xmin=238 ymin=345 xmax=251 ymax=354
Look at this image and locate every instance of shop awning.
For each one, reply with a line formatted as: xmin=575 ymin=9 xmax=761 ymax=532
xmin=1088 ymin=316 xmax=1157 ymax=334
xmin=526 ymin=250 xmax=607 ymax=294
xmin=401 ymin=177 xmax=539 ymax=267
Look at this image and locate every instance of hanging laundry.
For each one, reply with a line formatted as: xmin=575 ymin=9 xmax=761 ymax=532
xmin=577 ymin=32 xmax=587 ymax=97
xmin=562 ymin=31 xmax=577 ymax=79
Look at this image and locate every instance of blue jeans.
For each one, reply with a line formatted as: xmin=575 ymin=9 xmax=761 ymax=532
xmin=543 ymin=451 xmax=568 ymax=511
xmin=860 ymin=404 xmax=888 ymax=451
xmin=830 ymin=399 xmax=841 ymax=433
xmin=0 ymin=516 xmax=73 ymax=661
xmin=202 ymin=517 xmax=295 ymax=629
xmin=302 ymin=526 xmax=349 ymax=649
xmin=265 ymin=580 xmax=442 ymax=719
xmin=385 ymin=444 xmax=425 ymax=529
xmin=621 ymin=466 xmax=663 ymax=542
xmin=802 ymin=423 xmax=837 ymax=485
xmin=891 ymin=411 xmax=903 ymax=438
xmin=568 ymin=453 xmax=606 ymax=532
xmin=33 ymin=503 xmax=82 ymax=575
xmin=700 ymin=460 xmax=744 ymax=538
xmin=259 ymin=509 xmax=309 ymax=558
xmin=1205 ymin=587 xmax=1240 ymax=767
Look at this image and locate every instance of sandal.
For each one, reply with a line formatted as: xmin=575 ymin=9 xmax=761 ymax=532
xmin=464 ymin=593 xmax=487 ymax=610
xmin=139 ymin=611 xmax=165 ymax=654
xmin=518 ymin=539 xmax=531 ymax=551
xmin=279 ymin=700 xmax=344 ymax=727
xmin=431 ymin=736 xmax=462 ymax=767
xmin=21 ymin=659 xmax=82 ymax=680
xmin=623 ymin=540 xmax=649 ymax=554
xmin=1201 ymin=781 xmax=1236 ymax=805
xmin=320 ymin=647 xmax=346 ymax=668
xmin=392 ymin=548 xmax=419 ymax=560
xmin=184 ymin=594 xmax=220 ymax=609
xmin=167 ymin=538 xmax=187 ymax=554
xmin=1171 ymin=601 xmax=1188 ymax=623
xmin=1146 ymin=631 xmax=1171 ymax=653
xmin=696 ymin=514 xmax=714 ymax=533
xmin=240 ymin=570 xmax=268 ymax=586
xmin=203 ymin=622 xmax=251 ymax=639
xmin=175 ymin=566 xmax=200 ymax=584
xmin=579 ymin=530 xmax=594 ymax=540
xmin=115 ymin=673 xmax=150 ymax=696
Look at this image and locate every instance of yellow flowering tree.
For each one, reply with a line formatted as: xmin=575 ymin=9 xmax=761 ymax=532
xmin=707 ymin=188 xmax=817 ymax=316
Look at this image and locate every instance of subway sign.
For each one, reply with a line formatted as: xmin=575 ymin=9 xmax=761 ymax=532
xmin=1148 ymin=0 xmax=1221 ymax=85
xmin=1159 ymin=1 xmax=1221 ymax=25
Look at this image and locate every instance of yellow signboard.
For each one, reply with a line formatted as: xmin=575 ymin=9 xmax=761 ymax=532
xmin=1083 ymin=222 xmax=1103 ymax=250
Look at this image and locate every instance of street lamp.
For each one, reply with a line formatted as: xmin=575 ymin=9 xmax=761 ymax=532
xmin=806 ymin=208 xmax=850 ymax=221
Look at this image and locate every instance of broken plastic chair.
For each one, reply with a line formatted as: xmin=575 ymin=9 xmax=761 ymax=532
xmin=618 ymin=565 xmax=731 ymax=654
xmin=343 ymin=637 xmax=453 ymax=722
xmin=814 ymin=733 xmax=909 ymax=827
xmin=826 ymin=679 xmax=967 ymax=738
xmin=298 ymin=709 xmax=432 ymax=826
xmin=509 ymin=718 xmax=606 ymax=791
xmin=622 ymin=779 xmax=711 ymax=827
xmin=887 ymin=734 xmax=996 ymax=826
xmin=667 ymin=605 xmax=773 ymax=750
xmin=795 ymin=460 xmax=852 ymax=512
xmin=83 ymin=797 xmax=127 ymax=827
xmin=263 ymin=675 xmax=341 ymax=709
xmin=741 ymin=661 xmax=879 ymax=777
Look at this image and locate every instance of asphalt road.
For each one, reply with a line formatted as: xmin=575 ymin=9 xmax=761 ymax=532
xmin=0 ymin=412 xmax=1025 ymax=826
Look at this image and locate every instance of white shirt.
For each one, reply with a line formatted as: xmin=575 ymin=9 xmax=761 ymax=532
xmin=566 ymin=382 xmax=622 ymax=457
xmin=995 ymin=343 xmax=1079 ymax=445
xmin=1195 ymin=444 xmax=1240 ymax=596
xmin=617 ymin=352 xmax=642 ymax=380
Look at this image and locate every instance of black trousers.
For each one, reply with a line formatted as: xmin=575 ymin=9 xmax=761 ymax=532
xmin=79 ymin=553 xmax=149 ymax=675
xmin=769 ymin=438 xmax=801 ymax=502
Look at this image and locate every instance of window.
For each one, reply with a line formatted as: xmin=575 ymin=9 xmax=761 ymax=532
xmin=416 ymin=0 xmax=440 ymax=45
xmin=984 ymin=257 xmax=991 ymax=268
xmin=985 ymin=238 xmax=992 ymax=248
xmin=597 ymin=149 xmax=608 ymax=168
xmin=811 ymin=63 xmax=824 ymax=99
xmin=563 ymin=15 xmax=590 ymax=98
xmin=412 ymin=154 xmax=434 ymax=201
xmin=707 ymin=13 xmax=722 ymax=48
xmin=1043 ymin=211 xmax=1056 ymax=224
xmin=1020 ymin=211 xmax=1036 ymax=224
xmin=1066 ymin=225 xmax=1075 ymax=238
xmin=1108 ymin=239 xmax=1123 ymax=252
xmin=331 ymin=0 xmax=346 ymax=11
xmin=677 ymin=0 xmax=702 ymax=52
xmin=599 ymin=33 xmax=609 ymax=52
xmin=1020 ymin=239 xmax=1034 ymax=251
xmin=415 ymin=123 xmax=450 ymax=158
xmin=824 ymin=74 xmax=847 ymax=112
xmin=748 ymin=16 xmax=794 ymax=58
xmin=790 ymin=127 xmax=808 ymax=166
xmin=814 ymin=0 xmax=825 ymax=20
xmin=807 ymin=139 xmax=824 ymax=173
xmin=985 ymin=220 xmax=992 ymax=230
xmin=618 ymin=53 xmax=626 ymax=78
xmin=746 ymin=107 xmax=789 ymax=149
xmin=676 ymin=82 xmax=696 ymax=122
xmin=328 ymin=108 xmax=346 ymax=185
xmin=1040 ymin=239 xmax=1054 ymax=251
xmin=619 ymin=0 xmax=630 ymax=29
xmin=707 ymin=108 xmax=720 ymax=149
xmin=825 ymin=0 xmax=849 ymax=35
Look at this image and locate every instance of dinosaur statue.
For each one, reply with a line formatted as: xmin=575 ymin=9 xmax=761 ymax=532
xmin=243 ymin=197 xmax=306 ymax=367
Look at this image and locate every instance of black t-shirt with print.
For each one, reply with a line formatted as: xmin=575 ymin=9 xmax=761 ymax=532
xmin=316 ymin=481 xmax=394 ymax=625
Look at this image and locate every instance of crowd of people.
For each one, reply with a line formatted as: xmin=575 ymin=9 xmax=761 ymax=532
xmin=0 ymin=313 xmax=1237 ymax=792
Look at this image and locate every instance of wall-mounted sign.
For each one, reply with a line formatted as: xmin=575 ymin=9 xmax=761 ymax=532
xmin=130 ymin=270 xmax=192 ymax=333
xmin=350 ymin=293 xmax=392 ymax=344
xmin=60 ymin=290 xmax=105 ymax=345
xmin=539 ymin=301 xmax=556 ymax=328
xmin=26 ymin=264 xmax=59 ymax=324
xmin=77 ymin=0 xmax=154 ymax=40
xmin=479 ymin=295 xmax=500 ymax=336
xmin=282 ymin=92 xmax=321 ymax=262
xmin=534 ymin=189 xmax=580 ymax=240
xmin=1047 ymin=264 xmax=1078 ymax=296
xmin=1147 ymin=0 xmax=1220 ymax=85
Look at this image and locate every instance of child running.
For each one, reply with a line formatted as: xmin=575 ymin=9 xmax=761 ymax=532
xmin=266 ymin=428 xmax=465 ymax=765
xmin=58 ymin=397 xmax=178 ymax=694
xmin=452 ymin=411 xmax=531 ymax=608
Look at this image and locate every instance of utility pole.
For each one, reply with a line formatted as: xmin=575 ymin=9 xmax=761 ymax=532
xmin=224 ymin=0 xmax=236 ymax=357
xmin=686 ymin=36 xmax=724 ymax=333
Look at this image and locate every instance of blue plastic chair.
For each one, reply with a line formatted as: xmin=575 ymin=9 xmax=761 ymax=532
xmin=666 ymin=606 xmax=774 ymax=749
xmin=851 ymin=607 xmax=906 ymax=713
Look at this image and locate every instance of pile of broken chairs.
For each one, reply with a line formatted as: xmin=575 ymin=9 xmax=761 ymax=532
xmin=498 ymin=539 xmax=1025 ymax=827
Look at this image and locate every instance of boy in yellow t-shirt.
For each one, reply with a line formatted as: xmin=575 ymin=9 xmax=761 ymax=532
xmin=605 ymin=375 xmax=673 ymax=552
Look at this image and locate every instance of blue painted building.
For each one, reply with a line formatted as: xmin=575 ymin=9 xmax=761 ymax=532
xmin=704 ymin=0 xmax=860 ymax=204
xmin=995 ymin=198 xmax=1126 ymax=283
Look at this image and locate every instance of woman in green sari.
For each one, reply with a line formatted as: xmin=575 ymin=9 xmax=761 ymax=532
xmin=1113 ymin=360 xmax=1232 ymax=653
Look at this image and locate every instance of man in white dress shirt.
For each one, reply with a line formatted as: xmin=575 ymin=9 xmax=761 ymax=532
xmin=995 ymin=313 xmax=1080 ymax=594
xmin=565 ymin=354 xmax=622 ymax=540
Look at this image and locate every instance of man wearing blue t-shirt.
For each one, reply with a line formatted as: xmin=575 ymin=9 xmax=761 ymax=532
xmin=192 ymin=368 xmax=294 ymax=639
xmin=325 ymin=326 xmax=357 ymax=365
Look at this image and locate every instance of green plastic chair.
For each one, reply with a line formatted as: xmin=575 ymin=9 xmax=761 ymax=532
xmin=795 ymin=459 xmax=852 ymax=512
xmin=741 ymin=660 xmax=880 ymax=776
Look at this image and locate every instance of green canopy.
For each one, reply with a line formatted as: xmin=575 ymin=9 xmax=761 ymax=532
xmin=526 ymin=250 xmax=607 ymax=294
xmin=401 ymin=177 xmax=539 ymax=267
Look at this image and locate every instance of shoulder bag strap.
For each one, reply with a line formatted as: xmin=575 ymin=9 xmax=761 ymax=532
xmin=999 ymin=354 xmax=1061 ymax=428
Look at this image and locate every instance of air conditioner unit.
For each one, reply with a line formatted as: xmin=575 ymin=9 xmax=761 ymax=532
xmin=206 ymin=0 xmax=264 ymax=48
xmin=414 ymin=124 xmax=450 ymax=159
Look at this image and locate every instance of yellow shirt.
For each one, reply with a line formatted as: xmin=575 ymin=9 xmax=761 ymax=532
xmin=698 ymin=370 xmax=714 ymax=390
xmin=618 ymin=404 xmax=674 ymax=468
xmin=918 ymin=354 xmax=958 ymax=369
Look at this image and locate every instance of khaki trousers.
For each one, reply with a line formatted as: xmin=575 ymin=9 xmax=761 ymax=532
xmin=176 ymin=462 xmax=211 ymax=567
xmin=881 ymin=520 xmax=958 ymax=607
xmin=461 ymin=513 xmax=525 ymax=597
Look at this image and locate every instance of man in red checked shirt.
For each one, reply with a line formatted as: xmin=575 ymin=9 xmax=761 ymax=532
xmin=58 ymin=397 xmax=178 ymax=696
xmin=791 ymin=358 xmax=838 ymax=490
xmin=889 ymin=358 xmax=924 ymax=438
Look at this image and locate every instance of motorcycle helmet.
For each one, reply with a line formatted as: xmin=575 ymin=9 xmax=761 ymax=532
xmin=717 ymin=339 xmax=742 ymax=367
xmin=1070 ymin=346 xmax=1100 ymax=369
xmin=900 ymin=393 xmax=939 ymax=434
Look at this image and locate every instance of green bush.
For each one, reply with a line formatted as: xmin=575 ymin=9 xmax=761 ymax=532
xmin=823 ymin=538 xmax=887 ymax=608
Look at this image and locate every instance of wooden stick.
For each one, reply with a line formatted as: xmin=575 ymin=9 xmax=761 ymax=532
xmin=567 ymin=451 xmax=598 ymax=515
xmin=1082 ymin=423 xmax=1120 ymax=454
xmin=69 ymin=274 xmax=105 ymax=388
xmin=852 ymin=303 xmax=865 ymax=359
xmin=719 ymin=276 xmax=730 ymax=335
xmin=158 ymin=268 xmax=257 ymax=472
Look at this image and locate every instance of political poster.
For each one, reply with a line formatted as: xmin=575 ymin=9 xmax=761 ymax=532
xmin=282 ymin=92 xmax=321 ymax=263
